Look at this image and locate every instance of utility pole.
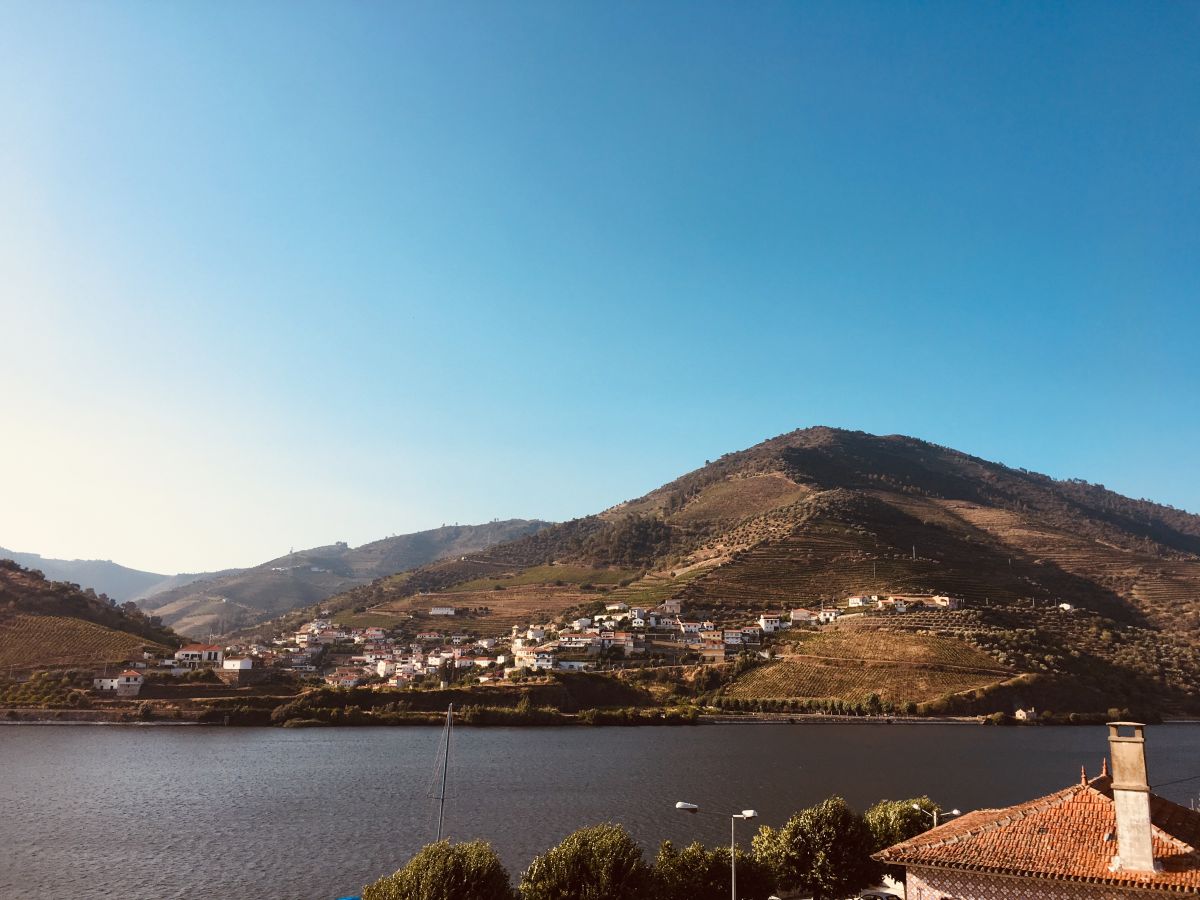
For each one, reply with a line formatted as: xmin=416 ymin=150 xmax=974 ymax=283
xmin=436 ymin=703 xmax=453 ymax=841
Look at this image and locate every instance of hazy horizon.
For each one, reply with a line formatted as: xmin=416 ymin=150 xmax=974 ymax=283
xmin=3 ymin=3 xmax=1197 ymax=573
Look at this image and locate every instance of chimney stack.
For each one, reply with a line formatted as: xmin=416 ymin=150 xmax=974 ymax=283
xmin=1107 ymin=722 xmax=1159 ymax=873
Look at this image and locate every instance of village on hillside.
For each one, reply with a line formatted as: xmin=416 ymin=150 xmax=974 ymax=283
xmin=84 ymin=592 xmax=972 ymax=698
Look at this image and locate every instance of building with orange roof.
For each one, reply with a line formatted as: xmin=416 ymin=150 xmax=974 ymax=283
xmin=875 ymin=723 xmax=1200 ymax=898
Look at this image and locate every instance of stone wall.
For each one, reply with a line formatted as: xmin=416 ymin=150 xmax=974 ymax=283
xmin=908 ymin=867 xmax=1152 ymax=900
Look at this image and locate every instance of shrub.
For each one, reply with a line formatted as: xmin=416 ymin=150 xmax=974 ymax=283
xmin=520 ymin=824 xmax=652 ymax=900
xmin=363 ymin=840 xmax=515 ymax=900
xmin=653 ymin=840 xmax=774 ymax=900
xmin=752 ymin=797 xmax=875 ymax=900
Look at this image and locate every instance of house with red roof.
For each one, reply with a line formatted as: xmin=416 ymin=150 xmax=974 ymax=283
xmin=875 ymin=722 xmax=1200 ymax=898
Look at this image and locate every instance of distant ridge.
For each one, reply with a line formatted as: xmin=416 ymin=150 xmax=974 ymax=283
xmin=0 ymin=547 xmax=205 ymax=604
xmin=137 ymin=519 xmax=551 ymax=636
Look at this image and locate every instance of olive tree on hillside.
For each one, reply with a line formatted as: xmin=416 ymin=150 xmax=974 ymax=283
xmin=519 ymin=823 xmax=652 ymax=900
xmin=752 ymin=796 xmax=875 ymax=900
xmin=362 ymin=839 xmax=515 ymax=900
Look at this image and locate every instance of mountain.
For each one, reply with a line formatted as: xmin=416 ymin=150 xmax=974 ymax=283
xmin=0 ymin=547 xmax=210 ymax=604
xmin=0 ymin=560 xmax=181 ymax=674
xmin=139 ymin=520 xmax=551 ymax=637
xmin=300 ymin=426 xmax=1200 ymax=715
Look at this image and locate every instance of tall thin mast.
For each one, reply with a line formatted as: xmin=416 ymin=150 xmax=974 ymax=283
xmin=436 ymin=703 xmax=452 ymax=841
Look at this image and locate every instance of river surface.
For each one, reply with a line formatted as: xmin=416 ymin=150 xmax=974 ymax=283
xmin=3 ymin=722 xmax=1198 ymax=900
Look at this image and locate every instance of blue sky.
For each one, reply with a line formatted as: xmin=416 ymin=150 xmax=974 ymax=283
xmin=1 ymin=2 xmax=1197 ymax=573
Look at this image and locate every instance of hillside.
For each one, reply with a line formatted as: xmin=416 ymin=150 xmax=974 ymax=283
xmin=0 ymin=561 xmax=180 ymax=673
xmin=139 ymin=520 xmax=550 ymax=636
xmin=0 ymin=547 xmax=199 ymax=604
xmin=292 ymin=427 xmax=1200 ymax=714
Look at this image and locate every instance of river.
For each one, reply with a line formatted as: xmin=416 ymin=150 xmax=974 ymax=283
xmin=3 ymin=722 xmax=1198 ymax=899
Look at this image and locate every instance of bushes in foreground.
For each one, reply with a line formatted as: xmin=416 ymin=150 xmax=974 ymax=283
xmin=362 ymin=794 xmax=940 ymax=899
xmin=364 ymin=840 xmax=516 ymax=900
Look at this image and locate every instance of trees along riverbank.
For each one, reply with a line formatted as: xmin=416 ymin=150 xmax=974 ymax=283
xmin=362 ymin=795 xmax=941 ymax=900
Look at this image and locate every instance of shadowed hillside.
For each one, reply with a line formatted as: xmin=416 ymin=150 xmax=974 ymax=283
xmin=0 ymin=561 xmax=180 ymax=672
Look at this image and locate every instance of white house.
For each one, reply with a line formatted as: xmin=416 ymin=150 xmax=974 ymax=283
xmin=847 ymin=596 xmax=868 ymax=608
xmin=429 ymin=607 xmax=456 ymax=616
xmin=175 ymin=644 xmax=223 ymax=669
xmin=513 ymin=646 xmax=556 ymax=670
xmin=222 ymin=657 xmax=253 ymax=670
xmin=758 ymin=614 xmax=783 ymax=633
xmin=556 ymin=659 xmax=593 ymax=672
xmin=789 ymin=608 xmax=818 ymax=625
xmin=818 ymin=608 xmax=840 ymax=624
xmin=93 ymin=670 xmax=145 ymax=696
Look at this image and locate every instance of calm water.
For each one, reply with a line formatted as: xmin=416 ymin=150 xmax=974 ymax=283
xmin=2 ymin=723 xmax=1198 ymax=900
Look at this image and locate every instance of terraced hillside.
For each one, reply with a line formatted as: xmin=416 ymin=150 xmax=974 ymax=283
xmin=0 ymin=561 xmax=179 ymax=673
xmin=252 ymin=427 xmax=1200 ymax=711
xmin=0 ymin=614 xmax=167 ymax=671
xmin=723 ymin=626 xmax=1012 ymax=707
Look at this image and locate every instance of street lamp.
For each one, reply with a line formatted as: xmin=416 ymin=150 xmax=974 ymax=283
xmin=675 ymin=802 xmax=758 ymax=900
xmin=912 ymin=803 xmax=961 ymax=829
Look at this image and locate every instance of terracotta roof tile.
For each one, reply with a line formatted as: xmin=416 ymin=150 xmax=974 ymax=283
xmin=875 ymin=775 xmax=1200 ymax=893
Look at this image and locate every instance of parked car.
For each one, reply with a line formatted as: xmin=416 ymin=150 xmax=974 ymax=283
xmin=858 ymin=892 xmax=899 ymax=900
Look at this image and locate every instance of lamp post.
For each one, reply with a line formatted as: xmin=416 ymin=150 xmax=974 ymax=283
xmin=912 ymin=803 xmax=961 ymax=829
xmin=675 ymin=801 xmax=758 ymax=900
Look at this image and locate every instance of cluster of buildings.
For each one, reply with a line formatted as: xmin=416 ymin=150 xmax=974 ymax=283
xmin=91 ymin=643 xmax=258 ymax=697
xmin=278 ymin=617 xmax=512 ymax=688
xmin=845 ymin=593 xmax=963 ymax=612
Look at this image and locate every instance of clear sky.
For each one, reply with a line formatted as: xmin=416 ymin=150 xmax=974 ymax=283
xmin=1 ymin=2 xmax=1197 ymax=574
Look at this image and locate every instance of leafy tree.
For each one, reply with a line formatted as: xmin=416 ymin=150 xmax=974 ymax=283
xmin=752 ymin=797 xmax=875 ymax=900
xmin=363 ymin=839 xmax=515 ymax=900
xmin=519 ymin=823 xmax=652 ymax=900
xmin=863 ymin=797 xmax=937 ymax=880
xmin=653 ymin=840 xmax=775 ymax=900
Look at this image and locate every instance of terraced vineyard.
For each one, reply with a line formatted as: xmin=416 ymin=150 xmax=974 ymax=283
xmin=789 ymin=627 xmax=1009 ymax=671
xmin=451 ymin=565 xmax=639 ymax=593
xmin=723 ymin=625 xmax=1012 ymax=706
xmin=601 ymin=566 xmax=713 ymax=609
xmin=0 ymin=614 xmax=165 ymax=671
xmin=376 ymin=586 xmax=597 ymax=637
xmin=723 ymin=657 xmax=1007 ymax=706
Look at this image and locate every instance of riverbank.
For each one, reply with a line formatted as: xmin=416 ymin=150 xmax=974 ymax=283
xmin=8 ymin=708 xmax=1190 ymax=727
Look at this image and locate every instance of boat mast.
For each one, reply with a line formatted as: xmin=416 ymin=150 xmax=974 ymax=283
xmin=436 ymin=703 xmax=452 ymax=841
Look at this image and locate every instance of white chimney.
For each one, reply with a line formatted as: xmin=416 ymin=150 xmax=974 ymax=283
xmin=1107 ymin=722 xmax=1159 ymax=873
